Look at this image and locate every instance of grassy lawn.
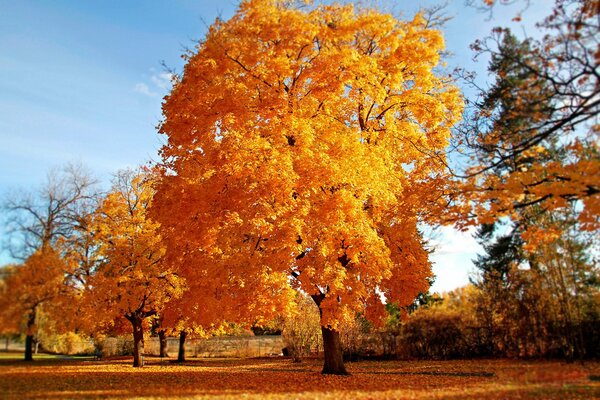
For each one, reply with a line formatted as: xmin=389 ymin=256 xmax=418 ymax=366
xmin=0 ymin=352 xmax=94 ymax=361
xmin=0 ymin=357 xmax=598 ymax=399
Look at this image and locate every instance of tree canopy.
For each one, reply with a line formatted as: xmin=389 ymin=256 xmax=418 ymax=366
xmin=153 ymin=0 xmax=463 ymax=373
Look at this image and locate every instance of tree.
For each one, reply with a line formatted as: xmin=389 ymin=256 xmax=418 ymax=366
xmin=473 ymin=208 xmax=599 ymax=360
xmin=85 ymin=169 xmax=185 ymax=367
xmin=2 ymin=163 xmax=99 ymax=260
xmin=158 ymin=298 xmax=203 ymax=363
xmin=0 ymin=248 xmax=74 ymax=361
xmin=150 ymin=315 xmax=169 ymax=358
xmin=454 ymin=0 xmax=599 ymax=234
xmin=0 ymin=266 xmax=20 ymax=351
xmin=0 ymin=163 xmax=96 ymax=361
xmin=459 ymin=19 xmax=599 ymax=360
xmin=154 ymin=0 xmax=462 ymax=374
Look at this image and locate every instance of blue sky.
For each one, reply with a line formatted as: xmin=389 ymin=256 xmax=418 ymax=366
xmin=0 ymin=0 xmax=552 ymax=292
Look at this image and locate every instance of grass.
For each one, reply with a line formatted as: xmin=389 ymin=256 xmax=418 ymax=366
xmin=0 ymin=351 xmax=93 ymax=361
xmin=0 ymin=356 xmax=599 ymax=399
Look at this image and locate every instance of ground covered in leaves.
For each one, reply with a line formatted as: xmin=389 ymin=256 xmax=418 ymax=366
xmin=0 ymin=355 xmax=599 ymax=399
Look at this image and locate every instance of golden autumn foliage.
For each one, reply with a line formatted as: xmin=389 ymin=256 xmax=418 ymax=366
xmin=86 ymin=170 xmax=183 ymax=324
xmin=453 ymin=0 xmax=599 ymax=238
xmin=0 ymin=248 xmax=70 ymax=330
xmin=154 ymin=0 xmax=462 ymax=335
xmin=84 ymin=169 xmax=185 ymax=367
xmin=0 ymin=247 xmax=75 ymax=360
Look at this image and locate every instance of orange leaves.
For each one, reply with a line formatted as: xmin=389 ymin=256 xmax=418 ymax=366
xmin=453 ymin=4 xmax=600 ymax=242
xmin=1 ymin=358 xmax=599 ymax=399
xmin=0 ymin=247 xmax=71 ymax=331
xmin=85 ymin=169 xmax=184 ymax=330
xmin=520 ymin=225 xmax=561 ymax=253
xmin=155 ymin=0 xmax=462 ymax=334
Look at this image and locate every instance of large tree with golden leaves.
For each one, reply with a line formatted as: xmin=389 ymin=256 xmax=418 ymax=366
xmin=153 ymin=0 xmax=462 ymax=374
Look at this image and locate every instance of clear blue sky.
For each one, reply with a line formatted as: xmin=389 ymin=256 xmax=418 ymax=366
xmin=0 ymin=0 xmax=552 ymax=292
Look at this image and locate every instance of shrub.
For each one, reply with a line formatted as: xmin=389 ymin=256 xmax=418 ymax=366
xmin=41 ymin=332 xmax=95 ymax=355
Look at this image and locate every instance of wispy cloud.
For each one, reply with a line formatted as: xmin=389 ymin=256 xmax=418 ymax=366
xmin=134 ymin=71 xmax=174 ymax=98
xmin=429 ymin=226 xmax=480 ymax=256
xmin=133 ymin=82 xmax=157 ymax=97
xmin=150 ymin=72 xmax=174 ymax=90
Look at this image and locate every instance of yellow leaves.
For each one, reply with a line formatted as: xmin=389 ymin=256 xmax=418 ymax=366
xmin=85 ymin=169 xmax=184 ymax=329
xmin=154 ymin=0 xmax=463 ymax=332
xmin=458 ymin=136 xmax=600 ymax=235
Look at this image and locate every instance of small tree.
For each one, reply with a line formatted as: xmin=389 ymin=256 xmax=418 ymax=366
xmin=85 ymin=169 xmax=185 ymax=367
xmin=0 ymin=248 xmax=75 ymax=361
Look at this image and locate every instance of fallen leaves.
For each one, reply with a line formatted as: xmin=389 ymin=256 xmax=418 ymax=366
xmin=0 ymin=357 xmax=599 ymax=399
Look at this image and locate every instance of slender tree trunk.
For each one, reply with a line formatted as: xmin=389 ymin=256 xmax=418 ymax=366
xmin=5 ymin=336 xmax=9 ymax=352
xmin=128 ymin=315 xmax=145 ymax=368
xmin=177 ymin=331 xmax=187 ymax=362
xmin=24 ymin=307 xmax=36 ymax=362
xmin=159 ymin=330 xmax=169 ymax=358
xmin=311 ymin=293 xmax=348 ymax=375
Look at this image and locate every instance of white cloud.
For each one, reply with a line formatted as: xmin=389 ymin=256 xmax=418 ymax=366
xmin=429 ymin=226 xmax=480 ymax=256
xmin=150 ymin=72 xmax=174 ymax=90
xmin=133 ymin=82 xmax=157 ymax=97
xmin=428 ymin=226 xmax=482 ymax=294
xmin=134 ymin=72 xmax=173 ymax=98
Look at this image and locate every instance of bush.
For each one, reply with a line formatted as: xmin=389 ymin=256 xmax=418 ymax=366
xmin=398 ymin=308 xmax=471 ymax=359
xmin=282 ymin=294 xmax=321 ymax=362
xmin=41 ymin=332 xmax=95 ymax=355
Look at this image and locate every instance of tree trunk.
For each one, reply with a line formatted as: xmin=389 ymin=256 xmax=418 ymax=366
xmin=321 ymin=326 xmax=349 ymax=375
xmin=177 ymin=331 xmax=187 ymax=362
xmin=24 ymin=308 xmax=36 ymax=362
xmin=129 ymin=315 xmax=145 ymax=368
xmin=311 ymin=293 xmax=348 ymax=375
xmin=25 ymin=335 xmax=34 ymax=361
xmin=159 ymin=330 xmax=169 ymax=358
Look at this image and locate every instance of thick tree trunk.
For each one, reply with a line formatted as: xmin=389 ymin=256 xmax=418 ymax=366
xmin=24 ymin=308 xmax=36 ymax=362
xmin=24 ymin=335 xmax=34 ymax=361
xmin=311 ymin=293 xmax=348 ymax=375
xmin=321 ymin=326 xmax=348 ymax=375
xmin=129 ymin=315 xmax=145 ymax=368
xmin=159 ymin=330 xmax=169 ymax=358
xmin=177 ymin=331 xmax=187 ymax=362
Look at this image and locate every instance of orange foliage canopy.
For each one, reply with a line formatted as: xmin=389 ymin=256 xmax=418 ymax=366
xmin=0 ymin=247 xmax=73 ymax=337
xmin=84 ymin=170 xmax=185 ymax=331
xmin=153 ymin=0 xmax=463 ymax=328
xmin=452 ymin=0 xmax=600 ymax=239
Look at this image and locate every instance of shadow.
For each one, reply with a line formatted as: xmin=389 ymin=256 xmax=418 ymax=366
xmin=357 ymin=371 xmax=496 ymax=377
xmin=241 ymin=367 xmax=314 ymax=373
